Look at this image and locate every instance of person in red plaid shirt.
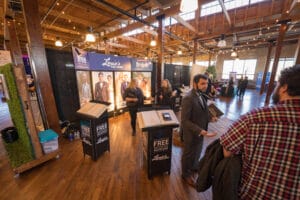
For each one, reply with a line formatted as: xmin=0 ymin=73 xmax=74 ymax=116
xmin=220 ymin=65 xmax=300 ymax=200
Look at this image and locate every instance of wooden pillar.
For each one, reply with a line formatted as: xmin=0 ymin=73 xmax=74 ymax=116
xmin=193 ymin=39 xmax=197 ymax=64
xmin=105 ymin=40 xmax=110 ymax=54
xmin=21 ymin=0 xmax=60 ymax=133
xmin=5 ymin=16 xmax=43 ymax=158
xmin=156 ymin=14 xmax=165 ymax=92
xmin=260 ymin=42 xmax=273 ymax=95
xmin=265 ymin=22 xmax=288 ymax=105
xmin=294 ymin=37 xmax=300 ymax=65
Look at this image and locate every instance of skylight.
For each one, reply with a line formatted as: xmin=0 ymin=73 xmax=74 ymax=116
xmin=201 ymin=0 xmax=267 ymax=17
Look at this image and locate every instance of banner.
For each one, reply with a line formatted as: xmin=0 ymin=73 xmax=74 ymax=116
xmin=131 ymin=59 xmax=153 ymax=71
xmin=72 ymin=47 xmax=89 ymax=69
xmin=88 ymin=53 xmax=131 ymax=71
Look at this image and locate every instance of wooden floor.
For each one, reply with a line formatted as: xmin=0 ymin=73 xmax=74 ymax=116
xmin=0 ymin=89 xmax=266 ymax=200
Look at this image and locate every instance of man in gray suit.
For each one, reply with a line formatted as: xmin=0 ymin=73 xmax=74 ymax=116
xmin=181 ymin=74 xmax=217 ymax=187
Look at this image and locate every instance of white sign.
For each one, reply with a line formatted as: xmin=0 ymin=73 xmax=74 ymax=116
xmin=0 ymin=51 xmax=12 ymax=66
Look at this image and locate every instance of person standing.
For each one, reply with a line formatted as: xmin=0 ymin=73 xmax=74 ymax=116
xmin=124 ymin=79 xmax=144 ymax=136
xmin=121 ymin=74 xmax=130 ymax=100
xmin=220 ymin=65 xmax=300 ymax=199
xmin=80 ymin=72 xmax=91 ymax=106
xmin=157 ymin=79 xmax=173 ymax=106
xmin=181 ymin=74 xmax=217 ymax=186
xmin=236 ymin=76 xmax=244 ymax=96
xmin=239 ymin=76 xmax=248 ymax=98
xmin=94 ymin=72 xmax=109 ymax=102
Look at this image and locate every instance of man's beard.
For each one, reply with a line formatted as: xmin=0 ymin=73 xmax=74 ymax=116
xmin=272 ymin=87 xmax=280 ymax=104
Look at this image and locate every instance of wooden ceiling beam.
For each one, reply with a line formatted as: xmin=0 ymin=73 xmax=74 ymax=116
xmin=118 ymin=35 xmax=146 ymax=45
xmin=105 ymin=4 xmax=180 ymax=38
xmin=218 ymin=0 xmax=232 ymax=26
xmin=172 ymin=15 xmax=197 ymax=33
xmin=39 ymin=6 xmax=98 ymax=28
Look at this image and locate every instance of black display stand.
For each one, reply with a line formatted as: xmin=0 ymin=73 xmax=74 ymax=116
xmin=77 ymin=103 xmax=110 ymax=161
xmin=138 ymin=110 xmax=179 ymax=179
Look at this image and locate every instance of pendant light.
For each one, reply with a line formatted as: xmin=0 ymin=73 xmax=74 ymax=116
xmin=85 ymin=27 xmax=96 ymax=42
xmin=55 ymin=37 xmax=63 ymax=47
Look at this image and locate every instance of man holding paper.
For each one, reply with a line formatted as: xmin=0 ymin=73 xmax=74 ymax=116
xmin=181 ymin=74 xmax=217 ymax=187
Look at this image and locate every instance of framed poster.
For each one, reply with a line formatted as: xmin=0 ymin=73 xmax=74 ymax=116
xmin=76 ymin=71 xmax=92 ymax=107
xmin=133 ymin=72 xmax=151 ymax=99
xmin=91 ymin=71 xmax=114 ymax=111
xmin=114 ymin=71 xmax=131 ymax=109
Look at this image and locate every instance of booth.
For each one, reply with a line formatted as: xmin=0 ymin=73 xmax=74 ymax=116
xmin=77 ymin=102 xmax=110 ymax=161
xmin=137 ymin=109 xmax=179 ymax=179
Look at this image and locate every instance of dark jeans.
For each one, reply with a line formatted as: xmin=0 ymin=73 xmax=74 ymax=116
xmin=128 ymin=107 xmax=138 ymax=131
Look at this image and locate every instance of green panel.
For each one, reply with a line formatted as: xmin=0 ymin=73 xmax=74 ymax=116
xmin=0 ymin=64 xmax=34 ymax=168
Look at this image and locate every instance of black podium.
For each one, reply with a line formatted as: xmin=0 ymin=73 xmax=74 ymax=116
xmin=77 ymin=103 xmax=110 ymax=161
xmin=137 ymin=109 xmax=179 ymax=179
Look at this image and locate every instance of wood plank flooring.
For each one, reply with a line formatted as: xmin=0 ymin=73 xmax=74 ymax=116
xmin=0 ymin=89 xmax=266 ymax=200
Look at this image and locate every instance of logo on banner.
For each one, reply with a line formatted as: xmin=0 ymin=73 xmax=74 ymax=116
xmin=102 ymin=57 xmax=122 ymax=69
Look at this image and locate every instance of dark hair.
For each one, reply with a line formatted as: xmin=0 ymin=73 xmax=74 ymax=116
xmin=193 ymin=74 xmax=208 ymax=84
xmin=278 ymin=65 xmax=300 ymax=96
xmin=98 ymin=72 xmax=103 ymax=76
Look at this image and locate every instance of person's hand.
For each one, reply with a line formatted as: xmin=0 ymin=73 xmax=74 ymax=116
xmin=210 ymin=116 xmax=218 ymax=122
xmin=200 ymin=130 xmax=217 ymax=137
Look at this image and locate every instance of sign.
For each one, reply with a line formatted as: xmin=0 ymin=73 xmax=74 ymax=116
xmin=72 ymin=47 xmax=89 ymax=69
xmin=88 ymin=53 xmax=131 ymax=71
xmin=131 ymin=59 xmax=153 ymax=71
xmin=0 ymin=51 xmax=12 ymax=66
xmin=80 ymin=120 xmax=91 ymax=145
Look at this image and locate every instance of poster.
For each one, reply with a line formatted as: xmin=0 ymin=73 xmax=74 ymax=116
xmin=91 ymin=71 xmax=114 ymax=111
xmin=76 ymin=71 xmax=92 ymax=107
xmin=132 ymin=71 xmax=151 ymax=98
xmin=81 ymin=120 xmax=91 ymax=145
xmin=114 ymin=71 xmax=131 ymax=109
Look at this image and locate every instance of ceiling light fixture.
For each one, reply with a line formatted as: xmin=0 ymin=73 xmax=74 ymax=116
xmin=177 ymin=50 xmax=182 ymax=55
xmin=180 ymin=0 xmax=198 ymax=13
xmin=231 ymin=51 xmax=237 ymax=57
xmin=150 ymin=39 xmax=156 ymax=47
xmin=85 ymin=27 xmax=96 ymax=42
xmin=217 ymin=34 xmax=226 ymax=47
xmin=55 ymin=37 xmax=63 ymax=47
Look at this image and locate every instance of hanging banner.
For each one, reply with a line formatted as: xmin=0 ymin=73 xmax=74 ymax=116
xmin=131 ymin=59 xmax=153 ymax=71
xmin=72 ymin=47 xmax=89 ymax=70
xmin=88 ymin=53 xmax=131 ymax=71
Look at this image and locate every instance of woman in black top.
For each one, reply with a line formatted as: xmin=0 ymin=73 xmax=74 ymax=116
xmin=124 ymin=79 xmax=144 ymax=136
xmin=157 ymin=79 xmax=173 ymax=106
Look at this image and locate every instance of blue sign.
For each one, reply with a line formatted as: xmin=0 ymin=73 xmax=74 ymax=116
xmin=72 ymin=47 xmax=89 ymax=70
xmin=88 ymin=53 xmax=131 ymax=71
xmin=131 ymin=58 xmax=153 ymax=71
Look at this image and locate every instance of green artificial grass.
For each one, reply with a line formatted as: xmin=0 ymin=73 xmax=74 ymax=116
xmin=0 ymin=64 xmax=34 ymax=168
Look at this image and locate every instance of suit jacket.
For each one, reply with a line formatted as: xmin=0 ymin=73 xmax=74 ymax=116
xmin=181 ymin=89 xmax=209 ymax=139
xmin=95 ymin=81 xmax=109 ymax=102
xmin=121 ymin=81 xmax=129 ymax=100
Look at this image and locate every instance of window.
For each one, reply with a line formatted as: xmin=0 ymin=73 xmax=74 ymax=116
xmin=189 ymin=61 xmax=216 ymax=66
xmin=201 ymin=0 xmax=267 ymax=17
xmin=222 ymin=59 xmax=257 ymax=80
xmin=268 ymin=58 xmax=295 ymax=81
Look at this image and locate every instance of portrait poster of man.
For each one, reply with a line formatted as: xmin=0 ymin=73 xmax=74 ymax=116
xmin=114 ymin=71 xmax=131 ymax=109
xmin=76 ymin=71 xmax=92 ymax=107
xmin=133 ymin=72 xmax=151 ymax=98
xmin=91 ymin=71 xmax=114 ymax=111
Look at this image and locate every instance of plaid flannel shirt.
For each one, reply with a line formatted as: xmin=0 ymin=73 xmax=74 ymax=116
xmin=220 ymin=99 xmax=300 ymax=200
